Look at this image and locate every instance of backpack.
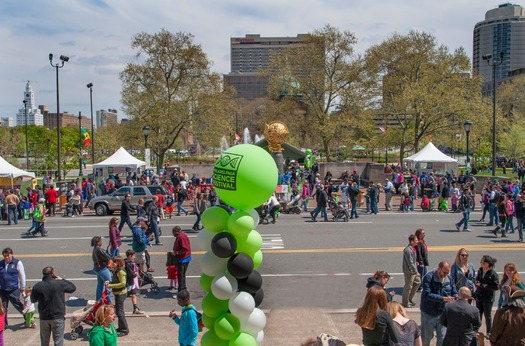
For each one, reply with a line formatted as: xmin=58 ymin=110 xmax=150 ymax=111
xmin=34 ymin=206 xmax=42 ymax=220
xmin=182 ymin=307 xmax=204 ymax=332
xmin=124 ymin=260 xmax=137 ymax=286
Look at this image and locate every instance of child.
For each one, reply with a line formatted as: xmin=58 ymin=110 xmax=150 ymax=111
xmin=23 ymin=197 xmax=31 ymax=220
xmin=166 ymin=252 xmax=178 ymax=290
xmin=165 ymin=194 xmax=175 ymax=219
xmin=125 ymin=250 xmax=145 ymax=315
xmin=169 ymin=289 xmax=198 ymax=346
xmin=402 ymin=193 xmax=410 ymax=213
xmin=0 ymin=303 xmax=4 ymax=346
xmin=22 ymin=287 xmax=36 ymax=328
xmin=421 ymin=195 xmax=430 ymax=211
xmin=136 ymin=198 xmax=146 ymax=221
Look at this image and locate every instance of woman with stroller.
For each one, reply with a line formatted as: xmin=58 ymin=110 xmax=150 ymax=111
xmin=105 ymin=256 xmax=128 ymax=337
xmin=91 ymin=236 xmax=112 ymax=302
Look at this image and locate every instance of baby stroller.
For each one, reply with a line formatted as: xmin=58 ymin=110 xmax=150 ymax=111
xmin=255 ymin=204 xmax=270 ymax=225
xmin=328 ymin=197 xmax=350 ymax=222
xmin=62 ymin=202 xmax=74 ymax=217
xmin=69 ymin=289 xmax=110 ymax=340
xmin=138 ymin=268 xmax=159 ymax=292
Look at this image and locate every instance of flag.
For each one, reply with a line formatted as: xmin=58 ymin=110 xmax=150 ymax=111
xmin=81 ymin=128 xmax=91 ymax=147
xmin=378 ymin=126 xmax=386 ymax=133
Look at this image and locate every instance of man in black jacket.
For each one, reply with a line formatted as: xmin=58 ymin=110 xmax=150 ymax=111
xmin=118 ymin=193 xmax=136 ymax=233
xmin=31 ymin=266 xmax=76 ymax=346
xmin=440 ymin=287 xmax=481 ymax=346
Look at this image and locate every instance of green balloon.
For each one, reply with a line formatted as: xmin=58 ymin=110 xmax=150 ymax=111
xmin=213 ymin=144 xmax=278 ymax=210
xmin=201 ymin=313 xmax=217 ymax=330
xmin=229 ymin=332 xmax=257 ymax=346
xmin=200 ymin=273 xmax=214 ymax=293
xmin=202 ymin=207 xmax=230 ymax=233
xmin=252 ymin=250 xmax=263 ymax=270
xmin=202 ymin=292 xmax=230 ymax=318
xmin=228 ymin=211 xmax=254 ymax=238
xmin=236 ymin=230 xmax=263 ymax=255
xmin=215 ymin=313 xmax=240 ymax=340
xmin=201 ymin=329 xmax=229 ymax=346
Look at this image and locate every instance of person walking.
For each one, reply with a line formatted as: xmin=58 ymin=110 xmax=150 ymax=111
xmin=30 ymin=266 xmax=76 ymax=346
xmin=105 ymin=256 xmax=128 ymax=337
xmin=420 ymin=261 xmax=458 ymax=346
xmin=108 ymin=217 xmax=121 ymax=258
xmin=493 ymin=195 xmax=508 ymax=237
xmin=311 ymin=184 xmax=328 ymax=222
xmin=175 ymin=186 xmax=188 ymax=216
xmin=515 ymin=192 xmax=525 ymax=242
xmin=455 ymin=187 xmax=472 ymax=232
xmin=439 ymin=287 xmax=481 ymax=346
xmin=192 ymin=192 xmax=207 ymax=231
xmin=0 ymin=247 xmax=26 ymax=326
xmin=172 ymin=226 xmax=192 ymax=294
xmin=146 ymin=195 xmax=162 ymax=245
xmin=415 ymin=228 xmax=429 ymax=291
xmin=91 ymin=236 xmax=112 ymax=302
xmin=118 ymin=194 xmax=135 ymax=233
xmin=474 ymin=255 xmax=499 ymax=339
xmin=131 ymin=217 xmax=152 ymax=273
xmin=402 ymin=234 xmax=421 ymax=308
xmin=31 ymin=198 xmax=48 ymax=237
xmin=347 ymin=181 xmax=360 ymax=219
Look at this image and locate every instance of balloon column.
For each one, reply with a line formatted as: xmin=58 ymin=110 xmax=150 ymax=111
xmin=199 ymin=144 xmax=278 ymax=346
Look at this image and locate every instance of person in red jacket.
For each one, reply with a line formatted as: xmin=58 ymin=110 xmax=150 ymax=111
xmin=171 ymin=226 xmax=192 ymax=294
xmin=44 ymin=185 xmax=59 ymax=216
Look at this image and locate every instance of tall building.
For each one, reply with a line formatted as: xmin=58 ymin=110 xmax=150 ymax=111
xmin=43 ymin=111 xmax=92 ymax=130
xmin=473 ymin=3 xmax=525 ymax=93
xmin=16 ymin=81 xmax=44 ymax=126
xmin=96 ymin=109 xmax=118 ymax=128
xmin=224 ymin=34 xmax=307 ymax=100
xmin=0 ymin=117 xmax=14 ymax=127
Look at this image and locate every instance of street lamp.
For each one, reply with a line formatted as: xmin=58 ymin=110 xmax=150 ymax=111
xmin=482 ymin=52 xmax=504 ymax=176
xmin=23 ymin=99 xmax=29 ymax=169
xmin=78 ymin=111 xmax=83 ymax=176
xmin=464 ymin=120 xmax=472 ymax=178
xmin=142 ymin=125 xmax=150 ymax=183
xmin=49 ymin=53 xmax=69 ymax=180
xmin=86 ymin=83 xmax=95 ymax=164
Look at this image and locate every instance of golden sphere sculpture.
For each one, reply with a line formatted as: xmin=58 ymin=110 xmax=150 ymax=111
xmin=264 ymin=121 xmax=289 ymax=153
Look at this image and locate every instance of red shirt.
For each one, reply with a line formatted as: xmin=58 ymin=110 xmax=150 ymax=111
xmin=45 ymin=189 xmax=59 ymax=203
xmin=173 ymin=232 xmax=191 ymax=261
xmin=155 ymin=193 xmax=164 ymax=208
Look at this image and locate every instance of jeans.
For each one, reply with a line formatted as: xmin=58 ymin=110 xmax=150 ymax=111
xmin=7 ymin=205 xmax=17 ymax=225
xmin=489 ymin=204 xmax=498 ymax=225
xmin=350 ymin=200 xmax=358 ymax=218
xmin=457 ymin=208 xmax=470 ymax=230
xmin=417 ymin=266 xmax=428 ymax=284
xmin=476 ymin=299 xmax=494 ymax=334
xmin=410 ymin=196 xmax=415 ymax=211
xmin=177 ymin=201 xmax=187 ymax=215
xmin=109 ymin=246 xmax=120 ymax=258
xmin=40 ymin=318 xmax=65 ymax=346
xmin=421 ymin=311 xmax=446 ymax=346
xmin=370 ymin=198 xmax=378 ymax=214
xmin=148 ymin=221 xmax=160 ymax=244
xmin=481 ymin=203 xmax=489 ymax=220
xmin=177 ymin=262 xmax=189 ymax=292
xmin=506 ymin=214 xmax=515 ymax=232
xmin=193 ymin=213 xmax=202 ymax=230
xmin=94 ymin=267 xmax=112 ymax=302
xmin=118 ymin=215 xmax=132 ymax=232
xmin=0 ymin=289 xmax=24 ymax=325
xmin=518 ymin=217 xmax=525 ymax=241
xmin=312 ymin=206 xmax=328 ymax=221
xmin=114 ymin=293 xmax=129 ymax=333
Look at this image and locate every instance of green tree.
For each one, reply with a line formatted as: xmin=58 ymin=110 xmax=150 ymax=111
xmin=364 ymin=31 xmax=485 ymax=162
xmin=263 ymin=25 xmax=367 ymax=161
xmin=499 ymin=123 xmax=525 ymax=159
xmin=120 ymin=29 xmax=235 ymax=171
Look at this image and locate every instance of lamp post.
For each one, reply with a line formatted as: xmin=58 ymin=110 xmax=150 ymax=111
xmin=482 ymin=52 xmax=504 ymax=177
xmin=23 ymin=99 xmax=29 ymax=169
xmin=455 ymin=133 xmax=461 ymax=160
xmin=142 ymin=126 xmax=150 ymax=184
xmin=464 ymin=120 xmax=472 ymax=178
xmin=87 ymin=83 xmax=95 ymax=164
xmin=78 ymin=111 xmax=83 ymax=176
xmin=49 ymin=53 xmax=69 ymax=180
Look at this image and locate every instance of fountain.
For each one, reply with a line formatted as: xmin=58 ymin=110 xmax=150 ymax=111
xmin=220 ymin=135 xmax=229 ymax=152
xmin=243 ymin=127 xmax=251 ymax=144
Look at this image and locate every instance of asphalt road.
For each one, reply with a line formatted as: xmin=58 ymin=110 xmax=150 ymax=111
xmin=1 ymin=208 xmax=523 ymax=314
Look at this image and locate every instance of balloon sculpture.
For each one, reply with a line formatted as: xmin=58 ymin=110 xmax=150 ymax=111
xmin=199 ymin=144 xmax=278 ymax=346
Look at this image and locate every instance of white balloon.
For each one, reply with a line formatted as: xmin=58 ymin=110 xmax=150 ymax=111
xmin=253 ymin=330 xmax=264 ymax=346
xmin=246 ymin=208 xmax=260 ymax=228
xmin=211 ymin=273 xmax=238 ymax=300
xmin=197 ymin=228 xmax=214 ymax=252
xmin=200 ymin=252 xmax=228 ymax=277
xmin=228 ymin=291 xmax=255 ymax=318
xmin=240 ymin=308 xmax=267 ymax=335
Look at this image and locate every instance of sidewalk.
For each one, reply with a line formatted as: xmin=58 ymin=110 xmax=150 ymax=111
xmin=3 ymin=308 xmax=435 ymax=346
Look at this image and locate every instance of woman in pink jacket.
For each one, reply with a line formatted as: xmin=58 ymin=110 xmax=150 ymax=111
xmin=505 ymin=194 xmax=516 ymax=234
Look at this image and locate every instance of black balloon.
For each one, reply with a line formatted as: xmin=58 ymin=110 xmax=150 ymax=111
xmin=252 ymin=288 xmax=264 ymax=307
xmin=227 ymin=253 xmax=254 ymax=279
xmin=237 ymin=270 xmax=262 ymax=294
xmin=211 ymin=232 xmax=237 ymax=258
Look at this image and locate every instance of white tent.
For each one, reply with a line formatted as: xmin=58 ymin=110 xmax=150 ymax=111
xmin=93 ymin=147 xmax=146 ymax=169
xmin=0 ymin=156 xmax=36 ymax=189
xmin=403 ymin=142 xmax=457 ymax=174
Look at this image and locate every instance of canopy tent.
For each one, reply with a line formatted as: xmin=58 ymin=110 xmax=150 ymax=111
xmin=403 ymin=142 xmax=458 ymax=174
xmin=93 ymin=147 xmax=146 ymax=169
xmin=0 ymin=156 xmax=36 ymax=189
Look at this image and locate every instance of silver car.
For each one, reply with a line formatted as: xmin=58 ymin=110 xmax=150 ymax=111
xmin=87 ymin=185 xmax=170 ymax=216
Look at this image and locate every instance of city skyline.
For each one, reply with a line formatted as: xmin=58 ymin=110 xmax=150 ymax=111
xmin=0 ymin=0 xmax=510 ymax=122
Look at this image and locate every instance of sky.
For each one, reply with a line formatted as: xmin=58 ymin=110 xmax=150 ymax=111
xmin=0 ymin=0 xmax=509 ymax=124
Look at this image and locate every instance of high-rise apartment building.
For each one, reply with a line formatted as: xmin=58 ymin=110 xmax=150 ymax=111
xmin=473 ymin=3 xmax=525 ymax=93
xmin=96 ymin=109 xmax=118 ymax=128
xmin=16 ymin=81 xmax=44 ymax=126
xmin=224 ymin=34 xmax=307 ymax=99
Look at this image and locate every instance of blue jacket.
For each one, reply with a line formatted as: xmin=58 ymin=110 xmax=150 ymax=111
xmin=420 ymin=269 xmax=458 ymax=316
xmin=173 ymin=304 xmax=198 ymax=346
xmin=131 ymin=225 xmax=150 ymax=253
xmin=0 ymin=258 xmax=21 ymax=291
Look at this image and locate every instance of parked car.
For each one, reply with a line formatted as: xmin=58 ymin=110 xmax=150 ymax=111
xmin=87 ymin=185 xmax=170 ymax=216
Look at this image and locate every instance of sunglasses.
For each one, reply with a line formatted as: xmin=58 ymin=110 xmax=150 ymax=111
xmin=460 ymin=254 xmax=468 ymax=257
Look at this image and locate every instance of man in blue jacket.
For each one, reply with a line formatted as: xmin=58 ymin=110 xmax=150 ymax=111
xmin=132 ymin=217 xmax=151 ymax=273
xmin=0 ymin=247 xmax=26 ymax=325
xmin=420 ymin=261 xmax=458 ymax=346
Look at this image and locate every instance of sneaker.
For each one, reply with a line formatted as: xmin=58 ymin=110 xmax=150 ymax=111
xmin=463 ymin=229 xmax=471 ymax=232
xmin=492 ymin=229 xmax=498 ymax=236
xmin=502 ymin=234 xmax=508 ymax=238
xmin=455 ymin=224 xmax=461 ymax=232
xmin=147 ymin=268 xmax=154 ymax=272
xmin=185 ymin=211 xmax=188 ymax=216
xmin=172 ymin=294 xmax=178 ymax=299
xmin=408 ymin=302 xmax=416 ymax=307
xmin=133 ymin=309 xmax=145 ymax=315
xmin=153 ymin=243 xmax=163 ymax=246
